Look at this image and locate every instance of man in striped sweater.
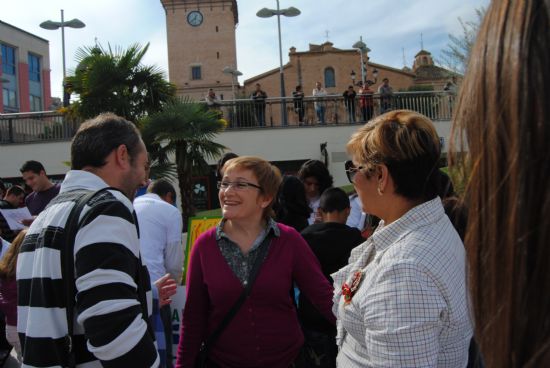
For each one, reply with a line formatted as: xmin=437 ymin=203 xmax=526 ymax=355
xmin=17 ymin=113 xmax=159 ymax=367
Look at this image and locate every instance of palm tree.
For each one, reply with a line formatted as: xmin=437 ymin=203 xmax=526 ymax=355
xmin=65 ymin=43 xmax=176 ymax=122
xmin=140 ymin=97 xmax=227 ymax=225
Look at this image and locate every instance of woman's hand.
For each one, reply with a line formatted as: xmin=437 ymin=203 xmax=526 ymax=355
xmin=155 ymin=273 xmax=178 ymax=307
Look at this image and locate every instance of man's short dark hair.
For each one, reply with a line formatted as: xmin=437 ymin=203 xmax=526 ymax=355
xmin=319 ymin=187 xmax=350 ymax=213
xmin=71 ymin=113 xmax=142 ymax=170
xmin=148 ymin=179 xmax=176 ymax=199
xmin=20 ymin=160 xmax=45 ymax=174
xmin=6 ymin=185 xmax=25 ymax=197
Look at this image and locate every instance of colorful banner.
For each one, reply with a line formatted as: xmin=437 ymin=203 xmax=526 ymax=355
xmin=182 ymin=216 xmax=221 ymax=284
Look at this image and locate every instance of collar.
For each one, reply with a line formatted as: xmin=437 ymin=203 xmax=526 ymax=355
xmin=138 ymin=193 xmax=162 ymax=201
xmin=59 ymin=170 xmax=109 ymax=193
xmin=370 ymin=197 xmax=444 ymax=254
xmin=216 ymin=217 xmax=280 ymax=241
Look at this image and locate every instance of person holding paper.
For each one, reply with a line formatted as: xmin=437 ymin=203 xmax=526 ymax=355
xmin=0 ymin=186 xmax=25 ymax=242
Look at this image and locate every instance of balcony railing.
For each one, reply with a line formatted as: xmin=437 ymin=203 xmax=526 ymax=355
xmin=215 ymin=91 xmax=456 ymax=128
xmin=0 ymin=91 xmax=456 ymax=144
xmin=0 ymin=111 xmax=79 ymax=144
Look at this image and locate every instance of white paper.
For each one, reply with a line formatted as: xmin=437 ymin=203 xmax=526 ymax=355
xmin=0 ymin=207 xmax=32 ymax=230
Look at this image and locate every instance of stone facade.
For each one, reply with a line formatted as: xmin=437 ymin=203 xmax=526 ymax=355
xmin=244 ymin=42 xmax=417 ymax=99
xmin=160 ymin=0 xmax=239 ymax=101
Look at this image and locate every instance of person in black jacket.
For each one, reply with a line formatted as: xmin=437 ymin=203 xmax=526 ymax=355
xmin=298 ymin=187 xmax=364 ymax=368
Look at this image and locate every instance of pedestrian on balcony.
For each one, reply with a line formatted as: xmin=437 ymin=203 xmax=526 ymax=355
xmin=377 ymin=78 xmax=394 ymax=113
xmin=250 ymin=83 xmax=267 ymax=127
xmin=343 ymin=85 xmax=357 ymax=123
xmin=313 ymin=82 xmax=328 ymax=124
xmin=358 ymin=81 xmax=374 ymax=122
xmin=292 ymin=85 xmax=305 ymax=125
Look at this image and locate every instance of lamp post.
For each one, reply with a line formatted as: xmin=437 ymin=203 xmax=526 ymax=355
xmin=222 ymin=66 xmax=243 ymax=100
xmin=257 ymin=1 xmax=300 ymax=126
xmin=40 ymin=9 xmax=85 ymax=106
xmin=352 ymin=36 xmax=370 ymax=84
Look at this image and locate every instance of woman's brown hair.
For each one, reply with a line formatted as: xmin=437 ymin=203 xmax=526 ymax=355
xmin=451 ymin=0 xmax=550 ymax=366
xmin=222 ymin=156 xmax=282 ymax=218
xmin=347 ymin=109 xmax=441 ymax=201
xmin=0 ymin=229 xmax=27 ymax=279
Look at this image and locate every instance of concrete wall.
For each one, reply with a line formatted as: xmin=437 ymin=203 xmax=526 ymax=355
xmin=0 ymin=121 xmax=452 ymax=186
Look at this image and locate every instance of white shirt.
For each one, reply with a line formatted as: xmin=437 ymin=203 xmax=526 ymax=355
xmin=346 ymin=195 xmax=367 ymax=230
xmin=134 ymin=193 xmax=183 ymax=283
xmin=332 ymin=197 xmax=472 ymax=367
xmin=307 ymin=196 xmax=321 ymax=225
xmin=312 ymin=87 xmax=328 ymax=108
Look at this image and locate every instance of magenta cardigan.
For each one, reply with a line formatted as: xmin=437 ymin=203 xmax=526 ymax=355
xmin=176 ymin=223 xmax=335 ymax=368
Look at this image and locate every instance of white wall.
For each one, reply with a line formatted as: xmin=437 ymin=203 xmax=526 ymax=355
xmin=0 ymin=121 xmax=452 ymax=186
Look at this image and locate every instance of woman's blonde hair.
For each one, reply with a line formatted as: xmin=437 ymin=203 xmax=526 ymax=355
xmin=222 ymin=156 xmax=282 ymax=218
xmin=0 ymin=229 xmax=27 ymax=279
xmin=347 ymin=109 xmax=441 ymax=200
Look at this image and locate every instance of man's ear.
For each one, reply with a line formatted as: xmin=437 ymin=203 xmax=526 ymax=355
xmin=114 ymin=144 xmax=131 ymax=169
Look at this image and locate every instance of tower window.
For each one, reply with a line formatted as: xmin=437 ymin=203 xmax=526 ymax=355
xmin=191 ymin=66 xmax=202 ymax=80
xmin=216 ymin=26 xmax=219 ymax=32
xmin=217 ymin=52 xmax=220 ymax=59
xmin=324 ymin=67 xmax=336 ymax=88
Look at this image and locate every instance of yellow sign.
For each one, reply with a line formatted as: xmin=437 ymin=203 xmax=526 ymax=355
xmin=182 ymin=216 xmax=222 ymax=284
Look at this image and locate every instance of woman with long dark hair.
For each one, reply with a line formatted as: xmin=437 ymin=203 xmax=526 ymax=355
xmin=451 ymin=0 xmax=550 ymax=365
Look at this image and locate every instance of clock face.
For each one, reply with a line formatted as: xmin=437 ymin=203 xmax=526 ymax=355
xmin=187 ymin=11 xmax=203 ymax=27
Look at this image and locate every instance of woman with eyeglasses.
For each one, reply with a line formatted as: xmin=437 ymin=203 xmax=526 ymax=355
xmin=334 ymin=110 xmax=472 ymax=367
xmin=176 ymin=156 xmax=335 ymax=368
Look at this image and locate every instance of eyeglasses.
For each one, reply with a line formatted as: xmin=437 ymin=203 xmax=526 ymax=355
xmin=217 ymin=180 xmax=263 ymax=191
xmin=344 ymin=160 xmax=370 ymax=183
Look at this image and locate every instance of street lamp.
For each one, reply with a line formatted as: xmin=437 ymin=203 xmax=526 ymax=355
xmin=352 ymin=36 xmax=371 ymax=84
xmin=257 ymin=1 xmax=300 ymax=126
xmin=222 ymin=66 xmax=243 ymax=100
xmin=40 ymin=9 xmax=85 ymax=106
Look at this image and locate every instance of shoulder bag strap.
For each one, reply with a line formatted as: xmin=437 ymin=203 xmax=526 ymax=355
xmin=61 ymin=187 xmax=113 ymax=368
xmin=201 ymin=238 xmax=271 ymax=354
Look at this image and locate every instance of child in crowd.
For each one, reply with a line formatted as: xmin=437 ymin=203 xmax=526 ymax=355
xmin=0 ymin=229 xmax=27 ymax=363
xmin=299 ymin=188 xmax=364 ymax=368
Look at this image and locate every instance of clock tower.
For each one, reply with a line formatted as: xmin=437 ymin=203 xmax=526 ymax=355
xmin=160 ymin=0 xmax=239 ymax=100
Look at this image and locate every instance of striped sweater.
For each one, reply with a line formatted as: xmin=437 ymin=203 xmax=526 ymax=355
xmin=17 ymin=170 xmax=159 ymax=368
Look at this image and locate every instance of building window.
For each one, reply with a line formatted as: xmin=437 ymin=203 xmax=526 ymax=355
xmin=216 ymin=52 xmax=220 ymax=59
xmin=28 ymin=54 xmax=41 ymax=82
xmin=324 ymin=67 xmax=335 ymax=88
xmin=29 ymin=95 xmax=42 ymax=111
xmin=1 ymin=44 xmax=16 ymax=75
xmin=191 ymin=65 xmax=202 ymax=80
xmin=2 ymin=88 xmax=17 ymax=109
xmin=216 ymin=26 xmax=219 ymax=32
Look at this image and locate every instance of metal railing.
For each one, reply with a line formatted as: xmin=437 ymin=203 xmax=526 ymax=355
xmin=207 ymin=91 xmax=456 ymax=128
xmin=0 ymin=91 xmax=456 ymax=144
xmin=0 ymin=111 xmax=79 ymax=144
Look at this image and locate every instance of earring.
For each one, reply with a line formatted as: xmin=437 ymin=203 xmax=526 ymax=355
xmin=377 ymin=187 xmax=383 ymax=196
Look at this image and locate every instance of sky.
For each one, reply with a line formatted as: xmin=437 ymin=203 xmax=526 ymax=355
xmin=3 ymin=0 xmax=489 ymax=98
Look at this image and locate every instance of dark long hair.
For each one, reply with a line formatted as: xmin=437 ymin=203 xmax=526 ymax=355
xmin=451 ymin=0 xmax=550 ymax=366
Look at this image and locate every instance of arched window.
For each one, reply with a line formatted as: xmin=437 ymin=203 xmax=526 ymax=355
xmin=324 ymin=67 xmax=335 ymax=88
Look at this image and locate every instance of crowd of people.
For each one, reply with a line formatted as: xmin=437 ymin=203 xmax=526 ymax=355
xmin=0 ymin=0 xmax=548 ymax=367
